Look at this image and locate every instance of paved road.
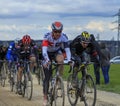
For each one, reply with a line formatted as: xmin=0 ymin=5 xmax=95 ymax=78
xmin=0 ymin=75 xmax=120 ymax=106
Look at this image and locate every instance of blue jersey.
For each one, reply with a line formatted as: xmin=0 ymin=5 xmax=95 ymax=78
xmin=6 ymin=42 xmax=18 ymax=61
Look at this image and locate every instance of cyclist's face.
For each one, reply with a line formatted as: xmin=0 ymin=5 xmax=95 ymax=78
xmin=52 ymin=30 xmax=62 ymax=40
xmin=81 ymin=41 xmax=89 ymax=48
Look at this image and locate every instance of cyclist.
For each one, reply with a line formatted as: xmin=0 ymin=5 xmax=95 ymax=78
xmin=6 ymin=38 xmax=20 ymax=79
xmin=0 ymin=42 xmax=8 ymax=77
xmin=16 ymin=35 xmax=37 ymax=94
xmin=70 ymin=31 xmax=100 ymax=87
xmin=42 ymin=21 xmax=72 ymax=105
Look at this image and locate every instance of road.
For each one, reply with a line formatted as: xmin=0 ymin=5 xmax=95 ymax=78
xmin=0 ymin=75 xmax=120 ymax=106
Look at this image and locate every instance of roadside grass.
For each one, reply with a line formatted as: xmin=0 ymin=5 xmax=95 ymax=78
xmin=62 ymin=64 xmax=120 ymax=94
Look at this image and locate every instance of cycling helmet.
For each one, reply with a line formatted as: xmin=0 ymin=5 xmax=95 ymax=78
xmin=81 ymin=31 xmax=91 ymax=43
xmin=22 ymin=35 xmax=31 ymax=45
xmin=51 ymin=21 xmax=63 ymax=31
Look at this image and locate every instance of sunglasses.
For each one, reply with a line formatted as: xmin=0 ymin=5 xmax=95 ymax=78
xmin=53 ymin=30 xmax=62 ymax=33
xmin=82 ymin=41 xmax=89 ymax=45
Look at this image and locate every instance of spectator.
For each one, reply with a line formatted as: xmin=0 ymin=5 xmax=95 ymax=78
xmin=100 ymin=42 xmax=111 ymax=84
xmin=90 ymin=34 xmax=102 ymax=85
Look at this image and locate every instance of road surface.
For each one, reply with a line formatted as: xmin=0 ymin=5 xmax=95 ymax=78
xmin=0 ymin=75 xmax=120 ymax=106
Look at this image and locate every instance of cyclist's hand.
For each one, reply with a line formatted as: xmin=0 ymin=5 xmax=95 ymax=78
xmin=68 ymin=60 xmax=74 ymax=67
xmin=43 ymin=61 xmax=51 ymax=68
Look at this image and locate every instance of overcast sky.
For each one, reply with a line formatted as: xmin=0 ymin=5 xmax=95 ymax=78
xmin=0 ymin=0 xmax=120 ymax=41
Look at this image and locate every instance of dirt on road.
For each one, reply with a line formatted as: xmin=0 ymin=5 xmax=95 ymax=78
xmin=0 ymin=75 xmax=120 ymax=106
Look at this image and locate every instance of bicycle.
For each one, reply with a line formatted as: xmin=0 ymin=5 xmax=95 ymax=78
xmin=0 ymin=60 xmax=8 ymax=87
xmin=36 ymin=59 xmax=45 ymax=85
xmin=47 ymin=61 xmax=70 ymax=106
xmin=9 ymin=61 xmax=18 ymax=93
xmin=67 ymin=61 xmax=97 ymax=106
xmin=20 ymin=59 xmax=33 ymax=100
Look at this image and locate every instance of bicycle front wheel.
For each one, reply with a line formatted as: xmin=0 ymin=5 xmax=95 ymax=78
xmin=67 ymin=74 xmax=79 ymax=106
xmin=54 ymin=76 xmax=65 ymax=106
xmin=36 ymin=65 xmax=44 ymax=85
xmin=26 ymin=72 xmax=33 ymax=100
xmin=1 ymin=65 xmax=6 ymax=87
xmin=83 ymin=74 xmax=97 ymax=106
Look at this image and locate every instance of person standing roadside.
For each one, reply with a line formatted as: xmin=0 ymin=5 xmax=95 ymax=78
xmin=100 ymin=42 xmax=111 ymax=84
xmin=90 ymin=34 xmax=102 ymax=85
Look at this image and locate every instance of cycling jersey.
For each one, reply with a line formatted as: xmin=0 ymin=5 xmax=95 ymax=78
xmin=70 ymin=34 xmax=100 ymax=63
xmin=42 ymin=32 xmax=71 ymax=62
xmin=6 ymin=42 xmax=18 ymax=61
xmin=17 ymin=39 xmax=37 ymax=60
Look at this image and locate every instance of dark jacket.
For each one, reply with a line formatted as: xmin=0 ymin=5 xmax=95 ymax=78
xmin=100 ymin=43 xmax=110 ymax=66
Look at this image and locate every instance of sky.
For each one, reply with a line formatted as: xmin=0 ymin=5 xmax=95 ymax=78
xmin=0 ymin=0 xmax=120 ymax=41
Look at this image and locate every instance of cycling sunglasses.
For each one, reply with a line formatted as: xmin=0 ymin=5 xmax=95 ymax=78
xmin=53 ymin=30 xmax=62 ymax=33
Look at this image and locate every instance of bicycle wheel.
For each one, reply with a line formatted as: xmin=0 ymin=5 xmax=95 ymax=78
xmin=9 ymin=71 xmax=14 ymax=91
xmin=54 ymin=76 xmax=65 ymax=106
xmin=83 ymin=74 xmax=96 ymax=106
xmin=36 ymin=66 xmax=40 ymax=85
xmin=67 ymin=74 xmax=79 ymax=106
xmin=40 ymin=65 xmax=45 ymax=84
xmin=48 ymin=86 xmax=55 ymax=106
xmin=0 ymin=77 xmax=5 ymax=87
xmin=26 ymin=72 xmax=33 ymax=100
xmin=21 ymin=73 xmax=26 ymax=97
xmin=1 ymin=65 xmax=6 ymax=87
xmin=13 ymin=71 xmax=18 ymax=94
xmin=36 ymin=64 xmax=44 ymax=85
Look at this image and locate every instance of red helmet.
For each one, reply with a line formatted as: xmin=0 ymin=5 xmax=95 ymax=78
xmin=22 ymin=35 xmax=31 ymax=45
xmin=51 ymin=21 xmax=63 ymax=31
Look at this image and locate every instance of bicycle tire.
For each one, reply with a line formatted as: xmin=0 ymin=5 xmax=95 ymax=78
xmin=67 ymin=74 xmax=79 ymax=106
xmin=54 ymin=76 xmax=65 ymax=106
xmin=9 ymin=70 xmax=14 ymax=92
xmin=37 ymin=66 xmax=40 ymax=85
xmin=83 ymin=74 xmax=96 ymax=106
xmin=1 ymin=65 xmax=6 ymax=87
xmin=48 ymin=86 xmax=55 ymax=106
xmin=21 ymin=73 xmax=26 ymax=97
xmin=37 ymin=64 xmax=44 ymax=85
xmin=1 ymin=78 xmax=5 ymax=87
xmin=40 ymin=65 xmax=44 ymax=85
xmin=26 ymin=72 xmax=33 ymax=100
xmin=13 ymin=71 xmax=18 ymax=94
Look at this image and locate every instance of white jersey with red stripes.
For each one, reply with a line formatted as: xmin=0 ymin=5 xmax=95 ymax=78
xmin=42 ymin=32 xmax=71 ymax=62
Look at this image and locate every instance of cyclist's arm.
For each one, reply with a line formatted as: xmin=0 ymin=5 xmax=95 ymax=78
xmin=42 ymin=40 xmax=50 ymax=62
xmin=62 ymin=34 xmax=71 ymax=62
